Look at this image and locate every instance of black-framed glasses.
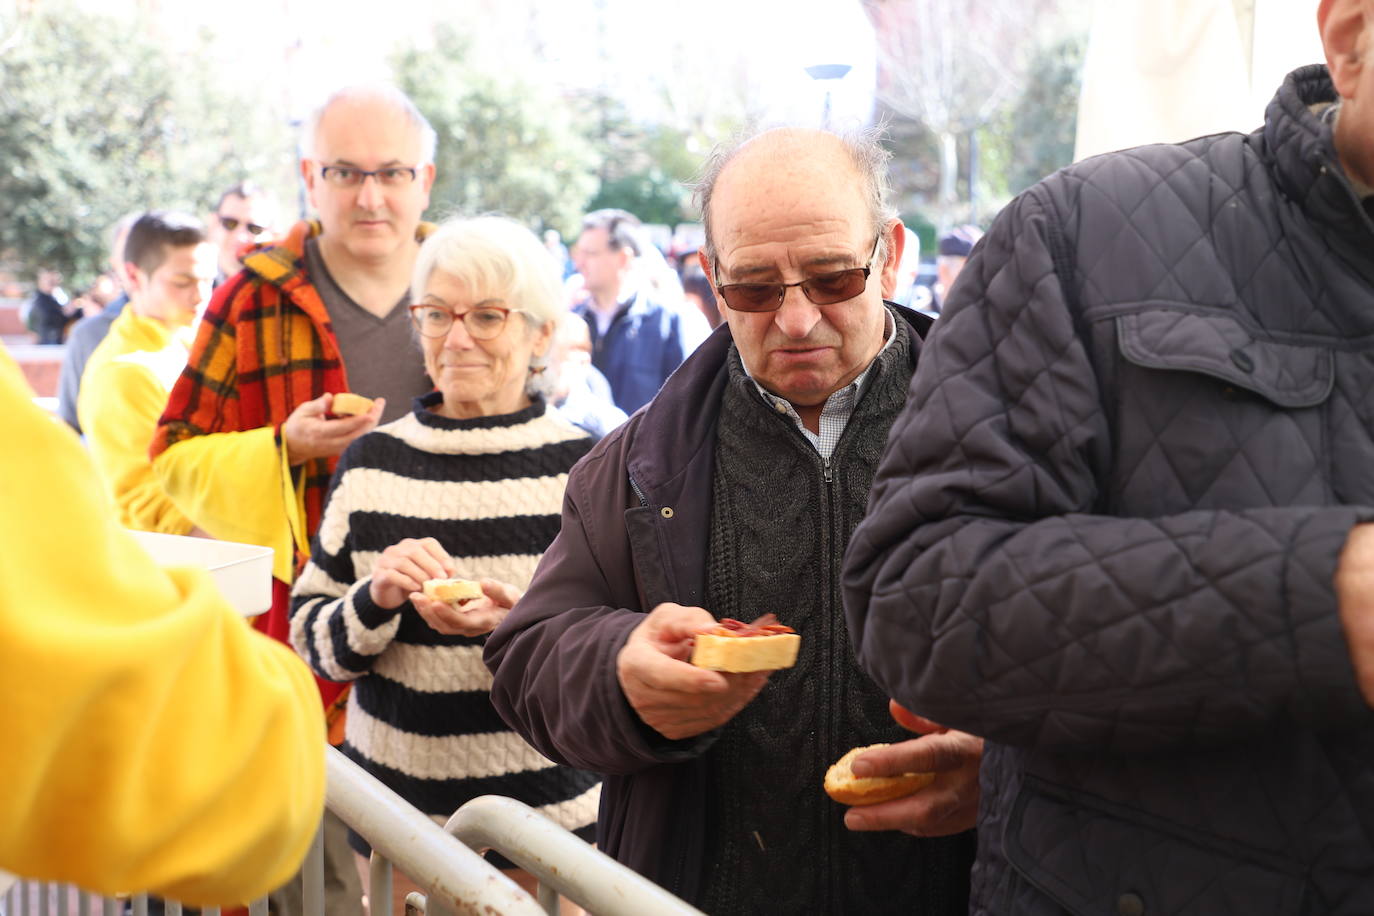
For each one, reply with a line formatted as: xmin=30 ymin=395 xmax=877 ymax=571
xmin=712 ymin=235 xmax=881 ymax=312
xmin=218 ymin=215 xmax=267 ymax=236
xmin=319 ymin=165 xmax=422 ymax=188
xmin=409 ymin=302 xmax=520 ymax=340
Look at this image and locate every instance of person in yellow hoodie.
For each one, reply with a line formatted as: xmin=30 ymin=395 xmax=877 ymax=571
xmin=78 ymin=210 xmax=217 ymax=534
xmin=0 ymin=346 xmax=324 ymax=905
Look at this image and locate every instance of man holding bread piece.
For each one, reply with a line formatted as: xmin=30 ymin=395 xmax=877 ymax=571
xmin=843 ymin=3 xmax=1374 ymax=912
xmin=150 ymin=83 xmax=440 ymax=916
xmin=486 ymin=126 xmax=978 ymax=914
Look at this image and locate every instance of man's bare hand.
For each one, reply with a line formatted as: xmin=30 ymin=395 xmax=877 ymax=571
xmin=1337 ymin=522 xmax=1374 ymax=706
xmin=368 ymin=537 xmax=452 ymax=610
xmin=412 ymin=578 xmax=523 ymax=637
xmin=282 ymin=392 xmax=385 ymax=465
xmin=843 ymin=700 xmax=982 ymax=837
xmin=617 ymin=602 xmax=770 ymax=740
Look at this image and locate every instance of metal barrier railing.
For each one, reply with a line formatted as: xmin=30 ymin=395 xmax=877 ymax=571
xmin=2 ymin=747 xmax=702 ymax=916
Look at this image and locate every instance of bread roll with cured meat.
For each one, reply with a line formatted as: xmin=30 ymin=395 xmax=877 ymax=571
xmin=690 ymin=615 xmax=799 ymax=673
xmin=824 ymin=743 xmax=936 ymax=806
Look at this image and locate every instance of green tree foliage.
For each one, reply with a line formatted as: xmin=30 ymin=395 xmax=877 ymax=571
xmin=393 ymin=26 xmax=599 ymax=239
xmin=983 ymin=33 xmax=1086 ymax=201
xmin=0 ymin=3 xmax=295 ymax=288
xmin=579 ymin=94 xmax=702 ymax=226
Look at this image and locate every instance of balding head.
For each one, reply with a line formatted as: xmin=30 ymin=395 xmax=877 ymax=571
xmin=692 ymin=126 xmax=905 ymax=427
xmin=303 ymin=84 xmax=436 ymax=164
xmin=694 ymin=126 xmax=896 ymax=267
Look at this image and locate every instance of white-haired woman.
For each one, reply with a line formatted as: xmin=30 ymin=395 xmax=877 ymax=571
xmin=290 ymin=215 xmax=599 ymax=912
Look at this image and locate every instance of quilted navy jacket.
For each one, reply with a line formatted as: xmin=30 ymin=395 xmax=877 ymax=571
xmin=844 ymin=65 xmax=1374 ymax=915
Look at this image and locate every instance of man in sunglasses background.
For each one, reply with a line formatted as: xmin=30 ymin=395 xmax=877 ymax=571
xmin=206 ymin=180 xmax=279 ymax=285
xmin=151 ymin=83 xmax=440 ymax=916
xmin=486 ymin=126 xmax=980 ymax=914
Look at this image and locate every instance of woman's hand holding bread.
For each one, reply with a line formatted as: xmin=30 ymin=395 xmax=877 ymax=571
xmin=369 ymin=537 xmax=453 ymax=609
xmin=411 ymin=578 xmax=522 ymax=637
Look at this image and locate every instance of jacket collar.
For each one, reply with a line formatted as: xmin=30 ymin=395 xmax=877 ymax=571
xmin=1265 ymin=66 xmax=1374 ymax=234
xmin=625 ymin=302 xmax=930 ymax=498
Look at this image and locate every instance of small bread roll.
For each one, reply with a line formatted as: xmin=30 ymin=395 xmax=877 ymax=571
xmin=824 ymin=743 xmax=936 ymax=806
xmin=331 ymin=392 xmax=374 ymax=416
xmin=422 ymin=577 xmax=483 ymax=608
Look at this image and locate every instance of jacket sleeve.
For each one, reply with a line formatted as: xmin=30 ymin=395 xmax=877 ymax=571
xmin=842 ymin=187 xmax=1372 ymax=755
xmin=79 ymin=357 xmax=196 ymax=535
xmin=289 ymin=450 xmax=402 ymax=681
xmin=485 ymin=436 xmax=714 ymax=775
xmin=0 ymin=348 xmax=324 ymax=906
xmin=151 ymin=288 xmax=304 ymax=581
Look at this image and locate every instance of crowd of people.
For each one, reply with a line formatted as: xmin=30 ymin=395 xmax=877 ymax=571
xmin=7 ymin=2 xmax=1374 ymax=913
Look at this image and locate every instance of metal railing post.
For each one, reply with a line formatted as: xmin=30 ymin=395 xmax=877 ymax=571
xmin=446 ymin=796 xmax=706 ymax=916
xmin=323 ymin=748 xmax=544 ymax=916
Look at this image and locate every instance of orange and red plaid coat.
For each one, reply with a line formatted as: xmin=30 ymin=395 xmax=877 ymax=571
xmin=152 ymin=219 xmax=432 ymax=717
xmin=152 ymin=220 xmax=346 ymax=548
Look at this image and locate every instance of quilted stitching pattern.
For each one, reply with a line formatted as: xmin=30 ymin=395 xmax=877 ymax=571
xmin=843 ymin=67 xmax=1374 ymax=914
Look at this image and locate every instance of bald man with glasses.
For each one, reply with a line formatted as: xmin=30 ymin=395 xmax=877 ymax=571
xmin=486 ymin=126 xmax=979 ymax=915
xmin=152 ymin=84 xmax=441 ymax=916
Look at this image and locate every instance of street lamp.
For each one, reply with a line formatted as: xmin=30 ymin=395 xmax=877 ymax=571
xmin=804 ymin=63 xmax=852 ymax=129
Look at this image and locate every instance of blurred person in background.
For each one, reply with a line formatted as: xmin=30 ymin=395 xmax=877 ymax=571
xmin=571 ymin=208 xmax=705 ymax=414
xmin=57 ymin=213 xmax=138 ymax=433
xmin=26 ymin=268 xmax=73 ymax=344
xmin=550 ymin=310 xmax=627 ymax=437
xmin=929 ymin=224 xmax=982 ymax=314
xmin=207 ymin=180 xmax=280 ymax=285
xmin=78 ymin=210 xmax=216 ymax=535
xmin=678 ymin=255 xmax=720 ymax=328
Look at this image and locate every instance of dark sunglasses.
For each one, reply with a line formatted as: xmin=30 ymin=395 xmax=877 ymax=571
xmin=712 ymin=235 xmax=881 ymax=312
xmin=218 ymin=215 xmax=267 ymax=236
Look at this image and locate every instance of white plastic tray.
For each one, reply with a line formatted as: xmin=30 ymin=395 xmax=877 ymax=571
xmin=126 ymin=530 xmax=273 ymax=617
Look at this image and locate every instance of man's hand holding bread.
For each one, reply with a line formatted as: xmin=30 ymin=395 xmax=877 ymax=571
xmin=281 ymin=391 xmax=384 ymax=466
xmin=617 ymin=603 xmax=775 ymax=741
xmin=836 ymin=699 xmax=982 ymax=838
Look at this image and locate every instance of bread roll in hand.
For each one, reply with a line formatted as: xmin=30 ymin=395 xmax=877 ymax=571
xmin=824 ymin=744 xmax=936 ymax=806
xmin=422 ymin=577 xmax=483 ymax=609
xmin=690 ymin=615 xmax=800 ymax=672
xmin=329 ymin=392 xmax=374 ymax=417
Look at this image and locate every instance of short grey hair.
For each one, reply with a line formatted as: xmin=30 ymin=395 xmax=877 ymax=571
xmin=692 ymin=124 xmax=898 ymax=268
xmin=411 ymin=215 xmax=566 ymax=397
xmin=302 ymin=84 xmax=437 ymax=164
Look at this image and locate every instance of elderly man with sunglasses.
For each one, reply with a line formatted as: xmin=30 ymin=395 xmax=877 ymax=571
xmin=486 ymin=126 xmax=979 ymax=914
xmin=151 ymin=84 xmax=440 ymax=916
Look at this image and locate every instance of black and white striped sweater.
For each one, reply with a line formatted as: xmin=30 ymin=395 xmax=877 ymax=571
xmin=290 ymin=393 xmax=599 ymax=833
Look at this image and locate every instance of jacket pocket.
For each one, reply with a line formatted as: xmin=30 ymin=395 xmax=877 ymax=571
xmin=1005 ymin=777 xmax=1308 ymax=915
xmin=1117 ymin=310 xmax=1332 ymax=408
xmin=1110 ymin=310 xmax=1334 ymax=514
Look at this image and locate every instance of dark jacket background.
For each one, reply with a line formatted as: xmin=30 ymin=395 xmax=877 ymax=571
xmin=485 ymin=305 xmax=968 ymax=910
xmin=844 ymin=66 xmax=1374 ymax=914
xmin=574 ymin=289 xmax=700 ymax=414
